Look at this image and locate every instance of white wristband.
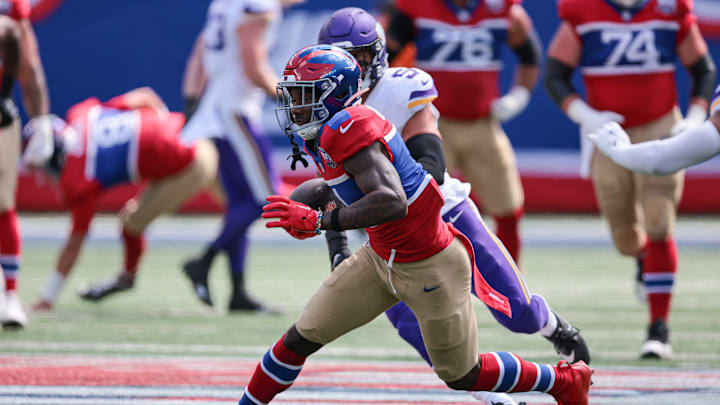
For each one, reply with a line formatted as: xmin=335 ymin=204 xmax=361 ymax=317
xmin=685 ymin=103 xmax=708 ymax=126
xmin=566 ymin=98 xmax=598 ymax=125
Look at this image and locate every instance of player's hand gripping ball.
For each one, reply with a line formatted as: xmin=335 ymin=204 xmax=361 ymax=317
xmin=262 ymin=196 xmax=322 ymax=240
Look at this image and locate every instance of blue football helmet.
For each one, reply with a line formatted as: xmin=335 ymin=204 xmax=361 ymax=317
xmin=276 ymin=44 xmax=363 ymax=141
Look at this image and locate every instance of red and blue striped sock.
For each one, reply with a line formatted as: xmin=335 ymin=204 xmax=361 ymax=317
xmin=643 ymin=238 xmax=678 ymax=322
xmin=473 ymin=352 xmax=556 ymax=393
xmin=0 ymin=209 xmax=21 ymax=292
xmin=239 ymin=335 xmax=306 ymax=405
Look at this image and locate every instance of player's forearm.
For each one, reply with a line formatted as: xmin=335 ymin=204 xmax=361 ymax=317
xmin=17 ymin=21 xmax=49 ymax=116
xmin=56 ymin=232 xmax=87 ymax=277
xmin=321 ymin=191 xmax=407 ymax=231
xmin=515 ymin=64 xmax=539 ymax=91
xmin=687 ymin=53 xmax=716 ymax=109
xmin=182 ymin=35 xmax=207 ymax=99
xmin=246 ymin=64 xmax=277 ymax=98
xmin=609 ymin=121 xmax=720 ymax=175
xmin=544 ymin=58 xmax=578 ymax=110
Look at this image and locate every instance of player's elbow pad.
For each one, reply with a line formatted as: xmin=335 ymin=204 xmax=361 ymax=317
xmin=688 ymin=54 xmax=716 ymax=103
xmin=405 ymin=133 xmax=446 ymax=185
xmin=544 ymin=58 xmax=577 ymax=107
xmin=511 ymin=33 xmax=542 ymax=66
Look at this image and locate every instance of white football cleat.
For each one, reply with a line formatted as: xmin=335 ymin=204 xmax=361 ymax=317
xmin=1 ymin=291 xmax=28 ymax=328
xmin=470 ymin=391 xmax=518 ymax=405
xmin=640 ymin=320 xmax=672 ymax=360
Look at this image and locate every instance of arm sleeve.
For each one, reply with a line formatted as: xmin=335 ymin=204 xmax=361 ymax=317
xmin=608 ymin=121 xmax=720 ymax=175
xmin=405 ymin=133 xmax=446 ymax=185
xmin=687 ymin=53 xmax=716 ymax=104
xmin=386 ymin=6 xmax=415 ymax=62
xmin=544 ymin=58 xmax=578 ymax=107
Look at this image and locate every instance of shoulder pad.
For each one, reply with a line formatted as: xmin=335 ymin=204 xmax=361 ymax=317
xmin=321 ymin=106 xmax=388 ymax=163
xmin=369 ymin=68 xmax=437 ymax=129
xmin=556 ymin=0 xmax=581 ymax=22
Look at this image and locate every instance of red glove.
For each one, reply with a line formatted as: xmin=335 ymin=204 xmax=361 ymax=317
xmin=262 ymin=195 xmax=322 ymax=240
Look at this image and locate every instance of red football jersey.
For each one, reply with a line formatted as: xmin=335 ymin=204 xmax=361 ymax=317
xmin=395 ymin=0 xmax=522 ymax=120
xmin=306 ymin=105 xmax=453 ymax=262
xmin=61 ymin=96 xmax=191 ymax=234
xmin=559 ymin=0 xmax=695 ymax=127
xmin=0 ymin=0 xmax=30 ymax=21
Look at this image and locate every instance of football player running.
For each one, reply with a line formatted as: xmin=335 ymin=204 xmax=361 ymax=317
xmin=382 ymin=0 xmax=543 ymax=264
xmin=238 ymin=44 xmax=592 ymax=405
xmin=180 ymin=0 xmax=303 ymax=313
xmin=545 ymin=0 xmax=715 ymax=359
xmin=589 ymin=84 xmax=720 ymax=175
xmin=0 ymin=0 xmax=52 ymax=328
xmin=24 ymin=88 xmax=217 ymax=310
xmin=309 ymin=8 xmax=590 ymax=405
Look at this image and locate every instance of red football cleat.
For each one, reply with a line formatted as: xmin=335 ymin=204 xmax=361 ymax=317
xmin=549 ymin=360 xmax=593 ymax=405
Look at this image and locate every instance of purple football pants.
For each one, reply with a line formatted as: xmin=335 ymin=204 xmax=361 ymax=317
xmin=210 ymin=117 xmax=277 ymax=275
xmin=385 ymin=199 xmax=549 ymax=365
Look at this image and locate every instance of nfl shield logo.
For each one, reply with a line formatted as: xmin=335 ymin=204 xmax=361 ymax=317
xmin=656 ymin=0 xmax=677 ymax=15
xmin=318 ymin=147 xmax=337 ymax=170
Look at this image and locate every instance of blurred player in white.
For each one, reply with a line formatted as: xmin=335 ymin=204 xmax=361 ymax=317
xmin=545 ymin=0 xmax=715 ymax=358
xmin=590 ymin=84 xmax=720 ymax=175
xmin=180 ymin=0 xmax=302 ymax=312
xmin=0 ymin=0 xmax=52 ymax=328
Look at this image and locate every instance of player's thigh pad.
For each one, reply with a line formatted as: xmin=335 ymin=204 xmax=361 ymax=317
xmin=0 ymin=121 xmax=20 ymax=211
xmin=396 ymin=238 xmax=478 ymax=382
xmin=295 ymin=244 xmax=399 ymax=345
xmin=591 ymin=148 xmax=645 ymax=255
xmin=629 ymin=109 xmax=684 ymax=238
xmin=123 ymin=139 xmax=218 ymax=233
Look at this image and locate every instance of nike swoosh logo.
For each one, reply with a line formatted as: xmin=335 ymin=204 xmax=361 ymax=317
xmin=423 ymin=285 xmax=440 ymax=293
xmin=448 ymin=211 xmax=462 ymax=223
xmin=420 ymin=79 xmax=430 ymax=85
xmin=339 ymin=120 xmax=355 ymax=133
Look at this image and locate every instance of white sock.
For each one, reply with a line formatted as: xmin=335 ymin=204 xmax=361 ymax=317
xmin=41 ymin=272 xmax=66 ymax=303
xmin=470 ymin=391 xmax=517 ymax=405
xmin=539 ymin=301 xmax=558 ymax=338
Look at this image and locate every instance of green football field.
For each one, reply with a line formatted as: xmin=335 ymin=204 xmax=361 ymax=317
xmin=1 ymin=214 xmax=719 ymax=404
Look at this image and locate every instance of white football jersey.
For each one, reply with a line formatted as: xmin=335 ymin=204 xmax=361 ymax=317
xmin=364 ymin=67 xmax=471 ymax=215
xmin=201 ymin=0 xmax=280 ymax=118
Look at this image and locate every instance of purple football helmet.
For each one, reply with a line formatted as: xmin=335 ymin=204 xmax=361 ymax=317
xmin=317 ymin=7 xmax=388 ymax=89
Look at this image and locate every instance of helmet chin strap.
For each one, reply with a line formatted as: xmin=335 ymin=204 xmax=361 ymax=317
xmin=344 ymin=87 xmax=369 ymax=106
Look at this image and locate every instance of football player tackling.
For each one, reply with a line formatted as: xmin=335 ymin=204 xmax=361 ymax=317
xmin=237 ymin=44 xmax=592 ymax=405
xmin=309 ymin=8 xmax=591 ymax=405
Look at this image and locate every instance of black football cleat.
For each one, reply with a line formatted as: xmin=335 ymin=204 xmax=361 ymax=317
xmin=640 ymin=319 xmax=672 ymax=359
xmin=545 ymin=310 xmax=591 ymax=364
xmin=183 ymin=258 xmax=213 ymax=307
xmin=78 ymin=273 xmax=134 ymax=302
